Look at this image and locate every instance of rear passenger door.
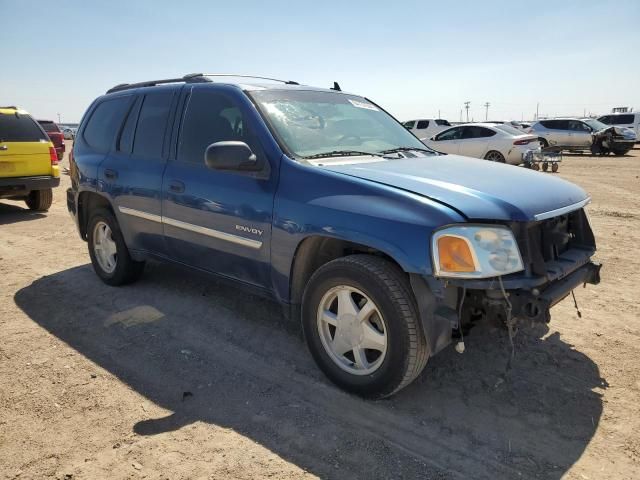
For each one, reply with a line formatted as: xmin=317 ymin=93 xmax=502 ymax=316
xmin=99 ymin=87 xmax=176 ymax=255
xmin=161 ymin=85 xmax=276 ymax=289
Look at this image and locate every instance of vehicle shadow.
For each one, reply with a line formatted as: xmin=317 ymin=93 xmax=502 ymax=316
xmin=0 ymin=202 xmax=46 ymax=224
xmin=14 ymin=263 xmax=606 ymax=479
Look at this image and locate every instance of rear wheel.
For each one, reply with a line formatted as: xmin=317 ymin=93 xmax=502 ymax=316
xmin=542 ymin=162 xmax=549 ymax=172
xmin=551 ymin=163 xmax=559 ymax=173
xmin=87 ymin=208 xmax=145 ymax=286
xmin=25 ymin=189 xmax=53 ymax=211
xmin=484 ymin=150 xmax=505 ymax=163
xmin=302 ymin=255 xmax=429 ymax=398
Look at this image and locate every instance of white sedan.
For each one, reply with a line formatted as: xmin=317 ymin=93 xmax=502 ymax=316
xmin=423 ymin=123 xmax=540 ymax=165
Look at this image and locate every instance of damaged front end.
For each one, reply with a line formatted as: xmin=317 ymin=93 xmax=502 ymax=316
xmin=411 ymin=206 xmax=601 ymax=356
xmin=591 ymin=126 xmax=636 ymax=155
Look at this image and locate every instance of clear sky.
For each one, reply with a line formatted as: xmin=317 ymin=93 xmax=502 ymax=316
xmin=1 ymin=0 xmax=639 ymax=123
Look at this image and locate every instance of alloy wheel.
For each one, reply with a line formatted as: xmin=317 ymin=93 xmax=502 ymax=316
xmin=93 ymin=221 xmax=118 ymax=274
xmin=316 ymin=285 xmax=388 ymax=375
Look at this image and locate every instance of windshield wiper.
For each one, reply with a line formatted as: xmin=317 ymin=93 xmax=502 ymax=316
xmin=303 ymin=150 xmax=384 ymax=160
xmin=378 ymin=146 xmax=436 ymax=155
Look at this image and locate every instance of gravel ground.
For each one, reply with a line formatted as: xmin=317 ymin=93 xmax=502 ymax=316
xmin=1 ymin=141 xmax=639 ymax=479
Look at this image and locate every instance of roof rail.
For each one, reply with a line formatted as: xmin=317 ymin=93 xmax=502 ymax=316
xmin=106 ymin=74 xmax=212 ymax=94
xmin=0 ymin=106 xmax=19 ymax=109
xmin=193 ymin=73 xmax=299 ymax=85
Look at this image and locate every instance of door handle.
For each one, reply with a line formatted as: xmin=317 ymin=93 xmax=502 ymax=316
xmin=169 ymin=180 xmax=185 ymax=193
xmin=104 ymin=168 xmax=118 ymax=180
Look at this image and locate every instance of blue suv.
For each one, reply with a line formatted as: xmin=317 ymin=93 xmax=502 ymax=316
xmin=68 ymin=74 xmax=601 ymax=398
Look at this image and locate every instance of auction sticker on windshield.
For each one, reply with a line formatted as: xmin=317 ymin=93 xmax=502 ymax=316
xmin=348 ymin=99 xmax=379 ymax=111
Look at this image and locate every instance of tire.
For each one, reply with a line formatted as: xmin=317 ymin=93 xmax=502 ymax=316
xmin=532 ymin=163 xmax=540 ymax=171
xmin=484 ymin=150 xmax=505 ymax=163
xmin=551 ymin=163 xmax=559 ymax=173
xmin=25 ymin=189 xmax=53 ymax=211
xmin=612 ymin=149 xmax=630 ymax=156
xmin=87 ymin=208 xmax=145 ymax=286
xmin=539 ymin=138 xmax=549 ymax=150
xmin=302 ymin=255 xmax=429 ymax=398
xmin=542 ymin=162 xmax=549 ymax=172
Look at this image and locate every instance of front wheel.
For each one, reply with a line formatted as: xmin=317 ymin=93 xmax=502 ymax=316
xmin=302 ymin=255 xmax=429 ymax=398
xmin=87 ymin=208 xmax=145 ymax=286
xmin=25 ymin=189 xmax=53 ymax=211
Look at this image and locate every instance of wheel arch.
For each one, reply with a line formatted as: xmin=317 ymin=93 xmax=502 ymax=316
xmin=288 ymin=235 xmax=408 ymax=311
xmin=77 ymin=191 xmax=115 ymax=240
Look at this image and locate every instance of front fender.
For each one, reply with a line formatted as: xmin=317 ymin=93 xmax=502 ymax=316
xmin=270 ymin=158 xmax=463 ymax=303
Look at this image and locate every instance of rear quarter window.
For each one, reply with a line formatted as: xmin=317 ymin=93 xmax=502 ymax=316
xmin=83 ymin=97 xmax=132 ymax=152
xmin=0 ymin=113 xmax=47 ymax=142
xmin=416 ymin=120 xmax=429 ymax=129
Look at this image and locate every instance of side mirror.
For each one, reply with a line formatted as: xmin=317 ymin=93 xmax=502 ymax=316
xmin=204 ymin=141 xmax=258 ymax=171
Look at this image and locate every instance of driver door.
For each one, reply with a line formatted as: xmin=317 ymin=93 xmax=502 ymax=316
xmin=161 ymin=86 xmax=277 ymax=289
xmin=428 ymin=126 xmax=463 ymax=154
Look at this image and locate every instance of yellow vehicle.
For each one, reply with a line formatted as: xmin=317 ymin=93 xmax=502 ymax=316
xmin=0 ymin=106 xmax=60 ymax=211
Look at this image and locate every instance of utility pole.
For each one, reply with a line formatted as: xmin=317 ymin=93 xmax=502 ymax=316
xmin=535 ymin=102 xmax=539 ymax=120
xmin=438 ymin=109 xmax=441 ymax=119
xmin=464 ymin=101 xmax=471 ymax=122
xmin=460 ymin=109 xmax=463 ymax=122
xmin=57 ymin=113 xmax=61 ymax=124
xmin=483 ymin=102 xmax=490 ymax=121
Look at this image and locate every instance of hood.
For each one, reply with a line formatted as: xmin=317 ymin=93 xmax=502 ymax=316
xmin=321 ymin=155 xmax=589 ymax=221
xmin=594 ymin=126 xmax=637 ymax=140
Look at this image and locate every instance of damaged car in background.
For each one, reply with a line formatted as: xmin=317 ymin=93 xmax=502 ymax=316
xmin=529 ymin=118 xmax=636 ymax=156
xmin=582 ymin=118 xmax=636 ymax=155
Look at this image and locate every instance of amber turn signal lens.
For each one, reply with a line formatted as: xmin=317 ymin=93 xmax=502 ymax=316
xmin=437 ymin=236 xmax=476 ymax=273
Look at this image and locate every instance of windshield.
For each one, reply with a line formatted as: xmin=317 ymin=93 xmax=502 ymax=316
xmin=249 ymin=90 xmax=431 ymax=158
xmin=583 ymin=119 xmax=608 ymax=131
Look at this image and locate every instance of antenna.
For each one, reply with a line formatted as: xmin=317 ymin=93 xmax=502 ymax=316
xmin=464 ymin=101 xmax=471 ymax=122
xmin=331 ymin=82 xmax=341 ymax=91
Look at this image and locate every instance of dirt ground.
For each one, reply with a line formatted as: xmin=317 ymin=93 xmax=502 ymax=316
xmin=1 ymin=141 xmax=639 ymax=479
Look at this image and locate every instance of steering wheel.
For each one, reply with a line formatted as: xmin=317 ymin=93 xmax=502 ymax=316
xmin=336 ymin=134 xmax=362 ymax=145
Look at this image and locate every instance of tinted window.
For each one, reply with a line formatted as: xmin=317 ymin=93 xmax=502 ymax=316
xmin=178 ymin=89 xmax=263 ymax=164
xmin=39 ymin=121 xmax=60 ymax=133
xmin=540 ymin=120 xmax=569 ymax=130
xmin=461 ymin=126 xmax=496 ymax=139
xmin=598 ymin=115 xmax=611 ymax=124
xmin=117 ymin=97 xmax=142 ymax=153
xmin=0 ymin=113 xmax=47 ymax=142
xmin=611 ymin=114 xmax=635 ymax=125
xmin=403 ymin=121 xmax=415 ymax=129
xmin=416 ymin=120 xmax=429 ymax=129
xmin=83 ymin=97 xmax=132 ymax=152
xmin=435 ymin=127 xmax=463 ymax=141
xmin=132 ymin=92 xmax=173 ymax=158
xmin=435 ymin=119 xmax=451 ymax=126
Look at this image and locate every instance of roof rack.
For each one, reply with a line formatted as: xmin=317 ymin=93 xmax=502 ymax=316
xmin=106 ymin=73 xmax=300 ymax=94
xmin=193 ymin=73 xmax=299 ymax=85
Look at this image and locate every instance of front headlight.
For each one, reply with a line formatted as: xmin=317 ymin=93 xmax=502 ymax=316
xmin=432 ymin=225 xmax=524 ymax=278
